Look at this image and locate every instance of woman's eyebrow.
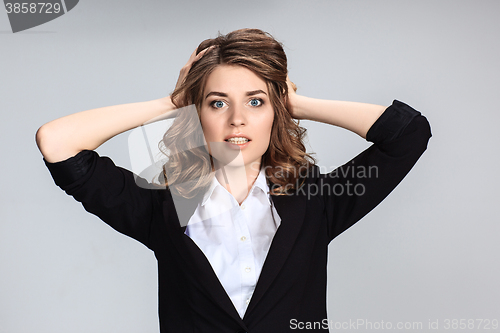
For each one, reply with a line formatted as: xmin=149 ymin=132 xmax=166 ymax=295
xmin=246 ymin=89 xmax=267 ymax=96
xmin=205 ymin=91 xmax=227 ymax=99
xmin=205 ymin=90 xmax=267 ymax=100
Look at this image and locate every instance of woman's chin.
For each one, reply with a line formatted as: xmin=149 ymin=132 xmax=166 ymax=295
xmin=212 ymin=153 xmax=252 ymax=170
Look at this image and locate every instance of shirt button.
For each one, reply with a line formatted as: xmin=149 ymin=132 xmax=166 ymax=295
xmin=245 ymin=267 xmax=251 ymax=273
xmin=245 ymin=298 xmax=250 ymax=305
xmin=241 ymin=204 xmax=246 ymax=210
xmin=240 ymin=236 xmax=246 ymax=241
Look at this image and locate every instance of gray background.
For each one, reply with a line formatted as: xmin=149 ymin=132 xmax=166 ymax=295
xmin=1 ymin=0 xmax=499 ymax=332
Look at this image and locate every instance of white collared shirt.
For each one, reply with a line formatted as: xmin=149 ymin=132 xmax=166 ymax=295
xmin=184 ymin=168 xmax=281 ymax=318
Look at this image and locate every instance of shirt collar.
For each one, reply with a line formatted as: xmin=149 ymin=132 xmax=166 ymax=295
xmin=201 ymin=167 xmax=270 ymax=207
xmin=253 ymin=167 xmax=270 ymax=202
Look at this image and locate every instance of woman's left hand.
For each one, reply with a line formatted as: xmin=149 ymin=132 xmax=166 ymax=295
xmin=285 ymin=75 xmax=304 ymax=119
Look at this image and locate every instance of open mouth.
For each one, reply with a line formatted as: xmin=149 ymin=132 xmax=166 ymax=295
xmin=225 ymin=137 xmax=251 ymax=145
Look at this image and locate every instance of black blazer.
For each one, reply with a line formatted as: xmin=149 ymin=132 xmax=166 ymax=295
xmin=45 ymin=100 xmax=431 ymax=332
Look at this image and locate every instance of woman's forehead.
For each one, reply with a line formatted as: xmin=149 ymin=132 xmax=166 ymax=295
xmin=203 ymin=65 xmax=268 ymax=96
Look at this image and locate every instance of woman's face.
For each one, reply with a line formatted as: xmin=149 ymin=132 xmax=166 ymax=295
xmin=200 ymin=65 xmax=274 ymax=169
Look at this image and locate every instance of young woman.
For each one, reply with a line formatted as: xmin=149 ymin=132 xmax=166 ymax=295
xmin=36 ymin=29 xmax=431 ymax=332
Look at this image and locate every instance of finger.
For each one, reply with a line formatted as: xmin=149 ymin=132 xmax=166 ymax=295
xmin=193 ymin=45 xmax=215 ymax=62
xmin=187 ymin=48 xmax=198 ymax=62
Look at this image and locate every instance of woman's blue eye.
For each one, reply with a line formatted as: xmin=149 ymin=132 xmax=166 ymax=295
xmin=250 ymin=98 xmax=262 ymax=107
xmin=213 ymin=101 xmax=225 ymax=108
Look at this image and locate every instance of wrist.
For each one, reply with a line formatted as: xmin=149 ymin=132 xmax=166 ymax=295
xmin=160 ymin=96 xmax=176 ymax=111
xmin=142 ymin=97 xmax=179 ymax=125
xmin=290 ymin=94 xmax=310 ymax=120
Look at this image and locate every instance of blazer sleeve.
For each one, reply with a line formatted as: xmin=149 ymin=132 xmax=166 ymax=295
xmin=319 ymin=100 xmax=432 ymax=242
xmin=43 ymin=150 xmax=158 ymax=249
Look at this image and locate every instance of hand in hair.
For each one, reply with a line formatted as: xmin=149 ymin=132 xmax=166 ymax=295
xmin=172 ymin=46 xmax=214 ymax=106
xmin=285 ymin=74 xmax=303 ymax=120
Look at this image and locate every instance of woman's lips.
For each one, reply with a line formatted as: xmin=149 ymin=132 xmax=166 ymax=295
xmin=224 ymin=140 xmax=251 ymax=149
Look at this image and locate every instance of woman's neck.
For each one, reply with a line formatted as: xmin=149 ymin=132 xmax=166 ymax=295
xmin=214 ymin=160 xmax=261 ymax=205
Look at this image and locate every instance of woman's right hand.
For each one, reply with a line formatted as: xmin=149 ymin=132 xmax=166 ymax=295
xmin=172 ymin=46 xmax=215 ymax=106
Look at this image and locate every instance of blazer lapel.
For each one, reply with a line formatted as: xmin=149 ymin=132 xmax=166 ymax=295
xmin=244 ymin=186 xmax=307 ymax=316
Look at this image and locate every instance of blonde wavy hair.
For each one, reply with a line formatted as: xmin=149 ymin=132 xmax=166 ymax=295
xmin=160 ymin=28 xmax=316 ymax=198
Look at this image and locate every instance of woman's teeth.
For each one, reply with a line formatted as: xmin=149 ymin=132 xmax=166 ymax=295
xmin=227 ymin=137 xmax=249 ymax=144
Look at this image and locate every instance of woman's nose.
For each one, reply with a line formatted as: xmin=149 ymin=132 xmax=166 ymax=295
xmin=229 ymin=104 xmax=246 ymax=127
